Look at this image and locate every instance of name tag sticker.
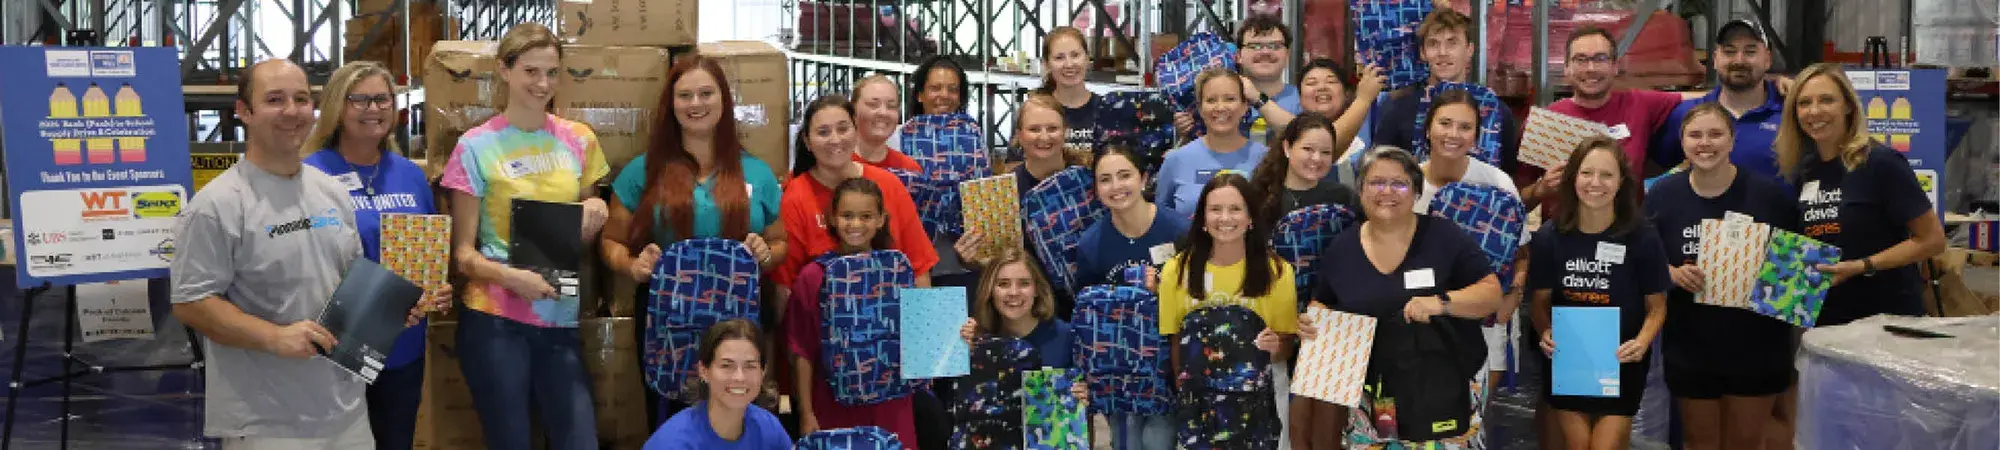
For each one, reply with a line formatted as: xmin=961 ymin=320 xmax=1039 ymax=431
xmin=1607 ymin=124 xmax=1632 ymax=140
xmin=1149 ymin=243 xmax=1177 ymax=265
xmin=1195 ymin=169 xmax=1219 ymax=185
xmin=1597 ymin=242 xmax=1627 ymax=264
xmin=1404 ymin=268 xmax=1436 ymax=290
xmin=336 ymin=173 xmax=365 ymax=191
xmin=746 ymin=182 xmax=754 ymax=197
xmin=1799 ymin=181 xmax=1821 ymax=203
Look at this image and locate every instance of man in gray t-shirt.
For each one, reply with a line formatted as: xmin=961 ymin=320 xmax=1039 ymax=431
xmin=170 ymin=60 xmax=373 ymax=448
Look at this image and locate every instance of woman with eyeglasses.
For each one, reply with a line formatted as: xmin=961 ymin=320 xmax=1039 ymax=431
xmin=299 ymin=61 xmax=452 ymax=450
xmin=1299 ymin=146 xmax=1503 ymax=449
xmin=643 ymin=319 xmax=791 ymax=450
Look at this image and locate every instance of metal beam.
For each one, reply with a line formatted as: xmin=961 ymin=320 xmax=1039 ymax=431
xmin=180 ymin=0 xmax=248 ymax=77
xmin=290 ymin=0 xmax=344 ymax=61
xmin=38 ymin=0 xmax=77 ymax=34
xmin=1533 ymin=0 xmax=1552 ymax=106
xmin=1615 ymin=0 xmax=1668 ymax=58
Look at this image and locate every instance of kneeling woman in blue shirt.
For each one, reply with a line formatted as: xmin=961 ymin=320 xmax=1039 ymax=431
xmin=644 ymin=319 xmax=791 ymax=450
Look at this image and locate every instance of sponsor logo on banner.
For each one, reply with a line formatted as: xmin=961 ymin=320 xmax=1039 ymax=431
xmin=30 ymin=253 xmax=74 ymax=270
xmin=79 ymin=190 xmax=131 ymax=220
xmin=150 ymin=238 xmax=175 ymax=261
xmin=130 ymin=191 xmax=181 ymax=218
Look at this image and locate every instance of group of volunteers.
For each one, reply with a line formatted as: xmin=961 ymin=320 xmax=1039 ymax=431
xmin=166 ymin=11 xmax=1944 ymax=450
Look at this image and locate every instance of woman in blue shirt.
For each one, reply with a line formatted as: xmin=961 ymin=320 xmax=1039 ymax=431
xmin=299 ymin=60 xmax=450 ymax=450
xmin=1074 ymin=146 xmax=1191 ymax=289
xmin=1154 ymin=68 xmax=1269 ymax=219
xmin=600 ymin=54 xmax=786 ymax=427
xmin=643 ymin=319 xmax=791 ymax=450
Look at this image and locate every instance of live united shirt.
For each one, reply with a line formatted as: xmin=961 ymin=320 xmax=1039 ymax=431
xmin=440 ymin=113 xmax=611 ymax=328
xmin=1795 ymin=144 xmax=1932 ymax=325
xmin=303 ymin=148 xmax=438 ymax=369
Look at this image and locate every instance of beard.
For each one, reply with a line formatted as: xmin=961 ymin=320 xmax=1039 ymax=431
xmin=1721 ymin=64 xmax=1763 ymax=91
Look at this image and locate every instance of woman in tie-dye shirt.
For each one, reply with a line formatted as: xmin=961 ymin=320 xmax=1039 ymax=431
xmin=438 ymin=23 xmax=610 ymax=450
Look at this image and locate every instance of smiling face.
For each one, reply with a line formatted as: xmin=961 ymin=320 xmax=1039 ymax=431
xmin=239 ymin=62 xmax=316 ymax=154
xmin=697 ymin=338 xmax=763 ymax=410
xmin=502 ymin=46 xmax=560 ymax=111
xmin=1198 ymin=75 xmax=1249 ymax=134
xmin=806 ymin=107 xmax=858 ymax=170
xmin=920 ymin=67 xmax=963 ymax=115
xmin=1793 ymin=75 xmax=1853 ymax=145
xmin=1237 ymin=29 xmax=1288 ymax=80
xmin=1297 ymin=67 xmax=1349 ymax=116
xmin=1573 ymin=148 xmax=1622 ymax=210
xmin=1426 ymin=102 xmax=1479 ymax=160
xmin=1016 ymin=103 xmax=1066 ymax=163
xmin=1202 ymin=186 xmax=1251 ymax=244
xmin=832 ymin=191 xmax=885 ymax=250
xmin=1359 ymin=161 xmax=1417 ymax=221
xmin=673 ymin=67 xmax=724 ymax=133
xmin=1287 ymin=127 xmax=1338 ymax=182
xmin=1094 ymin=152 xmax=1145 ymax=211
xmin=855 ymin=81 xmax=901 ymax=143
xmin=1046 ymin=35 xmax=1090 ymax=88
xmin=339 ymin=74 xmax=395 ymax=146
xmin=1714 ymin=34 xmax=1771 ymax=91
xmin=1680 ymin=111 xmax=1735 ymax=171
xmin=990 ymin=262 xmax=1039 ymax=322
xmin=1565 ymin=34 xmax=1617 ymax=100
xmin=1421 ymin=29 xmax=1472 ymax=83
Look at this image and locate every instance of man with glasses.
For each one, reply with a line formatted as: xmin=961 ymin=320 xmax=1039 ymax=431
xmin=1537 ymin=27 xmax=1689 ymax=184
xmin=1174 ymin=15 xmax=1304 ymax=136
xmin=1649 ymin=19 xmax=1790 ymax=181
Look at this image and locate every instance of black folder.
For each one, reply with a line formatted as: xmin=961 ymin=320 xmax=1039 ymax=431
xmin=316 ymin=258 xmax=424 ymax=383
xmin=509 ymin=199 xmax=582 ymax=300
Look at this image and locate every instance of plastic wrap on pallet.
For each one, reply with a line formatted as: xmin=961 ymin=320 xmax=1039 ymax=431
xmin=1797 ymin=315 xmax=2000 ymax=450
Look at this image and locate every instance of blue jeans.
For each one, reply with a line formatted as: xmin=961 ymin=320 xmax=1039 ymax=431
xmin=456 ymin=309 xmax=598 ymax=450
xmin=366 ymin=359 xmax=424 ymax=450
xmin=1110 ymin=414 xmax=1173 ymax=450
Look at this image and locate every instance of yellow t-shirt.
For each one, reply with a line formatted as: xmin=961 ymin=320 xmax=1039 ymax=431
xmin=1157 ymin=256 xmax=1299 ymax=335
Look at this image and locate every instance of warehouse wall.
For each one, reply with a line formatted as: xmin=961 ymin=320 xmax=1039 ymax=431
xmin=701 ymin=0 xmax=786 ymax=42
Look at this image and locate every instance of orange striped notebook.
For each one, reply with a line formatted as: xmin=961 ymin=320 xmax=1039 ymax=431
xmin=1290 ymin=307 xmax=1376 ymax=408
xmin=1695 ymin=213 xmax=1769 ymax=309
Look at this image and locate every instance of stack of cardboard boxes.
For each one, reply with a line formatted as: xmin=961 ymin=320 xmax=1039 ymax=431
xmin=412 ymin=1 xmax=793 ymax=449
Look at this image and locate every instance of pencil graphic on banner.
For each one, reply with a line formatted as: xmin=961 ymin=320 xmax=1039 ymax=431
xmin=82 ymin=83 xmax=114 ymax=165
xmin=49 ymin=83 xmax=82 ymax=165
xmin=1889 ymin=96 xmax=1911 ymax=153
xmin=1865 ymin=96 xmax=1888 ymax=144
xmin=114 ymin=83 xmax=146 ymax=163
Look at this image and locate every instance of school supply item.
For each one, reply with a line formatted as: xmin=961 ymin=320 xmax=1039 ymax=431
xmin=1023 ymin=368 xmax=1089 ymax=450
xmin=819 ymin=250 xmax=917 ymax=406
xmin=1070 ymin=285 xmax=1172 ymax=415
xmin=1427 ymin=183 xmax=1528 ymax=296
xmin=1749 ymin=229 xmax=1842 ymax=327
xmin=1520 ymin=106 xmax=1615 ymax=170
xmin=1175 ymin=304 xmax=1279 ymax=449
xmin=378 ymin=213 xmax=452 ymax=315
xmin=1696 ymin=214 xmax=1770 ymax=309
xmin=315 ymin=258 xmax=425 ymax=383
xmin=795 ymin=426 xmax=904 ymax=450
xmin=950 ymin=336 xmax=1038 ymax=450
xmin=1551 ymin=306 xmax=1621 ymax=398
xmin=509 ymin=198 xmax=583 ymax=323
xmin=1022 ymin=167 xmax=1106 ymax=297
xmin=1152 ymin=33 xmax=1239 ymax=113
xmin=1272 ymin=204 xmax=1361 ymax=309
xmin=645 ymin=238 xmax=761 ymax=398
xmin=900 ymin=287 xmax=971 ymax=379
xmin=1351 ymin=0 xmax=1436 ymax=90
xmin=1290 ymin=307 xmax=1378 ymax=408
xmin=1097 ymin=90 xmax=1178 ymax=172
xmin=1372 ymin=318 xmax=1483 ymax=441
xmin=1412 ymin=82 xmax=1507 ymax=166
xmin=958 ymin=174 xmax=1022 ymax=264
xmin=897 ymin=112 xmax=988 ymax=239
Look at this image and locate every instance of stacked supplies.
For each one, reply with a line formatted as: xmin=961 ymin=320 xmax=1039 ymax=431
xmin=1696 ymin=212 xmax=1844 ymax=327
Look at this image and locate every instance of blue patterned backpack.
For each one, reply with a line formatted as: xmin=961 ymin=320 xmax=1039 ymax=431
xmin=1351 ymin=0 xmax=1436 ymax=90
xmin=645 ymin=238 xmax=762 ymax=399
xmin=1070 ymin=285 xmax=1172 ymax=415
xmin=1097 ymin=90 xmax=1177 ymax=174
xmin=1022 ymin=167 xmax=1107 ymax=298
xmin=1153 ymin=33 xmax=1239 ymax=114
xmin=797 ymin=426 xmax=905 ymax=450
xmin=1412 ymin=82 xmax=1507 ymax=166
xmin=1175 ymin=304 xmax=1279 ymax=449
xmin=950 ymin=335 xmax=1039 ymax=450
xmin=1426 ymin=183 xmax=1527 ymax=297
xmin=896 ymin=112 xmax=988 ymax=238
xmin=818 ymin=250 xmax=917 ymax=406
xmin=1272 ymin=204 xmax=1361 ymax=310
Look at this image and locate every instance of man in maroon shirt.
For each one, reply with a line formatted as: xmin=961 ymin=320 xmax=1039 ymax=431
xmin=1517 ymin=27 xmax=1701 ymax=209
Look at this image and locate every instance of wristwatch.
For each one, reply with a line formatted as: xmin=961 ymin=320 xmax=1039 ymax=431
xmin=1256 ymin=91 xmax=1271 ymax=108
xmin=1862 ymin=257 xmax=1878 ymax=276
xmin=1438 ymin=292 xmax=1454 ymax=316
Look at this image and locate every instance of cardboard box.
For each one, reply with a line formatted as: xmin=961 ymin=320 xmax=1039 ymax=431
xmin=698 ymin=41 xmax=791 ymax=181
xmin=422 ymin=41 xmax=501 ymax=169
xmin=343 ymin=4 xmax=451 ymax=80
xmin=558 ymin=0 xmax=697 ymax=48
xmin=582 ymin=317 xmax=649 ymax=449
xmin=555 ymin=45 xmax=670 ymax=173
xmin=416 ymin=320 xmax=485 ymax=449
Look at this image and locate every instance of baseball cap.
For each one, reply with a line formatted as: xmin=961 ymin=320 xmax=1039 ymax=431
xmin=1716 ymin=19 xmax=1768 ymax=46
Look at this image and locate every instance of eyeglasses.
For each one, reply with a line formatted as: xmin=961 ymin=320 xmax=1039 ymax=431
xmin=345 ymin=94 xmax=395 ymax=110
xmin=1568 ymin=54 xmax=1615 ymax=67
xmin=1243 ymin=42 xmax=1286 ymax=52
xmin=1365 ymin=179 xmax=1412 ymax=193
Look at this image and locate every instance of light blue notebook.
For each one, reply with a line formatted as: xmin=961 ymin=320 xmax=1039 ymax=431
xmin=1551 ymin=306 xmax=1621 ymax=398
xmin=900 ymin=286 xmax=971 ymax=379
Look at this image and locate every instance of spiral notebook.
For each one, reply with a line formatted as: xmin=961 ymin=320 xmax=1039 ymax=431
xmin=1551 ymin=306 xmax=1621 ymax=398
xmin=315 ymin=258 xmax=424 ymax=383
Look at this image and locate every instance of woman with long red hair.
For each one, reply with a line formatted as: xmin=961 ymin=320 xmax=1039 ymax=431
xmin=600 ymin=53 xmax=788 ymax=428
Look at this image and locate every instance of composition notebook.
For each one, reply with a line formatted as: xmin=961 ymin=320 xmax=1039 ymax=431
xmin=1550 ymin=306 xmax=1621 ymax=398
xmin=316 ymin=258 xmax=425 ymax=383
xmin=509 ymin=199 xmax=583 ymax=314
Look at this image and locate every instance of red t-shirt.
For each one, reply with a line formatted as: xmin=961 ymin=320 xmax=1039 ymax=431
xmin=853 ymin=148 xmax=922 ymax=172
xmin=1521 ymin=89 xmax=1684 ymax=210
xmin=783 ymin=261 xmax=920 ymax=449
xmin=776 ymin=165 xmax=940 ymax=285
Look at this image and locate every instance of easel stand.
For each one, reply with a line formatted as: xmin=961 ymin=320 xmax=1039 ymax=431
xmin=0 ymin=281 xmax=205 ymax=449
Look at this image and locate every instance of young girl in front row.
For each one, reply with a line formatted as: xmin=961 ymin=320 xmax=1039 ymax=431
xmin=783 ymin=178 xmax=920 ymax=449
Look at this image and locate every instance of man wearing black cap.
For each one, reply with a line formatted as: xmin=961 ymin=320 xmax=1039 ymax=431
xmin=1649 ymin=18 xmax=1792 ymax=182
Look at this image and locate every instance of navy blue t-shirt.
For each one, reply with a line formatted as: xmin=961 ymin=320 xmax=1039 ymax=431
xmin=1073 ymin=209 xmax=1192 ymax=288
xmin=303 ymin=148 xmax=438 ymax=369
xmin=1022 ymin=319 xmax=1076 ymax=369
xmin=1796 ymin=144 xmax=1932 ymax=326
xmin=1644 ymin=169 xmax=1798 ymax=375
xmin=1314 ymin=216 xmax=1492 ymax=361
xmin=1527 ymin=222 xmax=1673 ymax=342
xmin=1369 ymin=86 xmax=1524 ymax=174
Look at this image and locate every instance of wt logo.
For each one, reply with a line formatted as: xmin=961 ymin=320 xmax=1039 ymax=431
xmin=79 ymin=191 xmax=129 ymax=219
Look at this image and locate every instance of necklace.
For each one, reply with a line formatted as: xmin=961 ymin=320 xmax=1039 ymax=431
xmin=346 ymin=160 xmax=380 ymax=196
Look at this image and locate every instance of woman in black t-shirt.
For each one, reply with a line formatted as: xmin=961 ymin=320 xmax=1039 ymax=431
xmin=1250 ymin=112 xmax=1361 ymax=230
xmin=1033 ymin=26 xmax=1103 ymax=164
xmin=1299 ymin=146 xmax=1503 ymax=449
xmin=1772 ymin=63 xmax=1947 ymax=327
xmin=1528 ymin=137 xmax=1671 ymax=450
xmin=1645 ymin=103 xmax=1800 ymax=450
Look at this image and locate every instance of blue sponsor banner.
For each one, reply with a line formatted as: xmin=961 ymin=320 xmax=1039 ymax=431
xmin=1848 ymin=68 xmax=1948 ymax=212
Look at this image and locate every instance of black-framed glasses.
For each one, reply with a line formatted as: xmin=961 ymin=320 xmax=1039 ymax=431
xmin=1365 ymin=179 xmax=1413 ymax=193
xmin=1243 ymin=42 xmax=1286 ymax=52
xmin=1568 ymin=54 xmax=1615 ymax=67
xmin=346 ymin=94 xmax=394 ymax=110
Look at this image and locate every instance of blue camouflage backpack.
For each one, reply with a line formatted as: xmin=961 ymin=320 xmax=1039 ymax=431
xmin=645 ymin=238 xmax=762 ymax=400
xmin=1426 ymin=183 xmax=1527 ymax=297
xmin=1022 ymin=167 xmax=1106 ymax=298
xmin=896 ymin=112 xmax=988 ymax=239
xmin=797 ymin=426 xmax=905 ymax=450
xmin=1272 ymin=204 xmax=1360 ymax=310
xmin=1412 ymin=82 xmax=1507 ymax=166
xmin=1351 ymin=0 xmax=1435 ymax=90
xmin=1070 ymin=285 xmax=1172 ymax=415
xmin=950 ymin=335 xmax=1039 ymax=450
xmin=1175 ymin=304 xmax=1279 ymax=449
xmin=818 ymin=250 xmax=917 ymax=406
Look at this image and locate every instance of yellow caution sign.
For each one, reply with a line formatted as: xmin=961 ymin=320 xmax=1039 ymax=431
xmin=190 ymin=153 xmax=240 ymax=192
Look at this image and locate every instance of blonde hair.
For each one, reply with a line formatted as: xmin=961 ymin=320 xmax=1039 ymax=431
xmin=1775 ymin=63 xmax=1874 ymax=180
xmin=301 ymin=61 xmax=401 ymax=156
xmin=851 ymin=75 xmax=899 ymax=103
xmin=1015 ymin=93 xmax=1080 ymax=165
xmin=493 ymin=23 xmax=562 ymax=112
xmin=1671 ymin=102 xmax=1735 ymax=171
xmin=971 ymin=251 xmax=1058 ymax=335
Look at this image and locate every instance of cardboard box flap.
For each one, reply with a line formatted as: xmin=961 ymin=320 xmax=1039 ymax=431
xmin=426 ymin=41 xmax=500 ymax=76
xmin=698 ymin=41 xmax=782 ymax=57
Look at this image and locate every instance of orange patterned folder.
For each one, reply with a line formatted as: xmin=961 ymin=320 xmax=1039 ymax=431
xmin=1290 ymin=307 xmax=1376 ymax=408
xmin=1520 ymin=107 xmax=1614 ymax=170
xmin=957 ymin=174 xmax=1021 ymax=262
xmin=379 ymin=213 xmax=452 ymax=312
xmin=1695 ymin=213 xmax=1769 ymax=309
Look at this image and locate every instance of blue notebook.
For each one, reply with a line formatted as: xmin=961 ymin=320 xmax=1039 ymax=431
xmin=900 ymin=286 xmax=971 ymax=379
xmin=1551 ymin=306 xmax=1621 ymax=398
